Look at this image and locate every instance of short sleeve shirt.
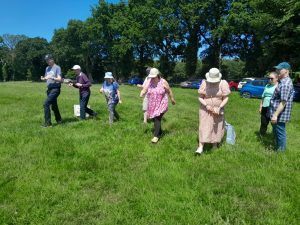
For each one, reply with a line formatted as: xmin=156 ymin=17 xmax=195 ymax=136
xmin=103 ymin=81 xmax=119 ymax=104
xmin=45 ymin=64 xmax=61 ymax=88
xmin=269 ymin=76 xmax=294 ymax=122
xmin=261 ymin=84 xmax=276 ymax=107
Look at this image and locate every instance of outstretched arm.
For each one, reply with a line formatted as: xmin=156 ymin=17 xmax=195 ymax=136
xmin=41 ymin=74 xmax=62 ymax=82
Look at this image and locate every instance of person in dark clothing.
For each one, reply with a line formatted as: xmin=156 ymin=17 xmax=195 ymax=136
xmin=69 ymin=65 xmax=97 ymax=120
xmin=41 ymin=54 xmax=62 ymax=127
xmin=258 ymin=72 xmax=278 ymax=136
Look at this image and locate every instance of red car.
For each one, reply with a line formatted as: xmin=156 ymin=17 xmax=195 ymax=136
xmin=228 ymin=80 xmax=239 ymax=91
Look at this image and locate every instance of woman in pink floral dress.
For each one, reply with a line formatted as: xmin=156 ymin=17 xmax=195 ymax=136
xmin=140 ymin=68 xmax=176 ymax=143
xmin=196 ymin=68 xmax=231 ymax=154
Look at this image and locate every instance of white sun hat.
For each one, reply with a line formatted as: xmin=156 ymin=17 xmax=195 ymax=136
xmin=205 ymin=68 xmax=222 ymax=83
xmin=104 ymin=72 xmax=114 ymax=79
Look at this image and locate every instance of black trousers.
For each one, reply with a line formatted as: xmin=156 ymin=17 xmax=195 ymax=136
xmin=80 ymin=92 xmax=95 ymax=119
xmin=44 ymin=88 xmax=62 ymax=125
xmin=260 ymin=107 xmax=270 ymax=135
xmin=153 ymin=114 xmax=164 ymax=137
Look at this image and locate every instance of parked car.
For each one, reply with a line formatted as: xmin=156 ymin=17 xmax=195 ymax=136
xmin=180 ymin=79 xmax=194 ymax=88
xmin=293 ymin=85 xmax=300 ymax=101
xmin=238 ymin=77 xmax=255 ymax=89
xmin=128 ymin=77 xmax=143 ymax=85
xmin=190 ymin=79 xmax=203 ymax=89
xmin=228 ymin=80 xmax=239 ymax=91
xmin=240 ymin=79 xmax=269 ymax=98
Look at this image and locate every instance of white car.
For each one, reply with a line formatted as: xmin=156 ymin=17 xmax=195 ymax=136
xmin=180 ymin=79 xmax=196 ymax=88
xmin=238 ymin=77 xmax=255 ymax=89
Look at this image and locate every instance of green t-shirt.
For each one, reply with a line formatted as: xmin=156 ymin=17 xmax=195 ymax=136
xmin=262 ymin=84 xmax=276 ymax=107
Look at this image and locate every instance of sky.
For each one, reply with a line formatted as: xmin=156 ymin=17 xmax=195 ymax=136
xmin=0 ymin=0 xmax=119 ymax=42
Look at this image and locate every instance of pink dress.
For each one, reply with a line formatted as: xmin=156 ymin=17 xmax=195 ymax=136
xmin=199 ymin=80 xmax=230 ymax=143
xmin=147 ymin=78 xmax=169 ymax=119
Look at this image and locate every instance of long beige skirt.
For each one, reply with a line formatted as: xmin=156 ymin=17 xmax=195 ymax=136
xmin=199 ymin=108 xmax=225 ymax=143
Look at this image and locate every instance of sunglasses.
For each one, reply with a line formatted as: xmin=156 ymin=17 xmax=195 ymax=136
xmin=269 ymin=78 xmax=275 ymax=80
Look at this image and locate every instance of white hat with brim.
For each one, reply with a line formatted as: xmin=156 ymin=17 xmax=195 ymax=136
xmin=148 ymin=68 xmax=160 ymax=78
xmin=206 ymin=68 xmax=222 ymax=83
xmin=104 ymin=72 xmax=114 ymax=79
xmin=72 ymin=65 xmax=81 ymax=70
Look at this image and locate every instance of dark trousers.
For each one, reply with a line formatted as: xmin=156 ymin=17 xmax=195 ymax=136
xmin=44 ymin=88 xmax=62 ymax=125
xmin=260 ymin=107 xmax=270 ymax=135
xmin=153 ymin=114 xmax=164 ymax=137
xmin=80 ymin=92 xmax=95 ymax=119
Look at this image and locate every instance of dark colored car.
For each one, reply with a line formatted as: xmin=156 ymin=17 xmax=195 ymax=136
xmin=228 ymin=80 xmax=239 ymax=91
xmin=190 ymin=79 xmax=203 ymax=89
xmin=240 ymin=79 xmax=269 ymax=98
xmin=128 ymin=77 xmax=143 ymax=85
xmin=293 ymin=85 xmax=300 ymax=101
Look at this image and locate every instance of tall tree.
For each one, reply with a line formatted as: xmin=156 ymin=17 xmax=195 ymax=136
xmin=226 ymin=0 xmax=300 ymax=76
xmin=1 ymin=34 xmax=28 ymax=50
xmin=90 ymin=0 xmax=125 ymax=79
xmin=174 ymin=0 xmax=206 ymax=77
xmin=14 ymin=37 xmax=49 ymax=81
xmin=0 ymin=34 xmax=28 ymax=80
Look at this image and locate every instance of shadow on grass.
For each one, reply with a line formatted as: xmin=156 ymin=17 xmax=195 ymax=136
xmin=255 ymin=131 xmax=275 ymax=151
xmin=61 ymin=113 xmax=103 ymax=125
xmin=143 ymin=124 xmax=171 ymax=136
xmin=194 ymin=136 xmax=224 ymax=155
xmin=60 ymin=117 xmax=80 ymax=125
xmin=0 ymin=176 xmax=17 ymax=188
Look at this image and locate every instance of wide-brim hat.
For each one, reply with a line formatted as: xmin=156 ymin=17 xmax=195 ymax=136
xmin=104 ymin=72 xmax=114 ymax=79
xmin=148 ymin=68 xmax=160 ymax=78
xmin=206 ymin=68 xmax=222 ymax=83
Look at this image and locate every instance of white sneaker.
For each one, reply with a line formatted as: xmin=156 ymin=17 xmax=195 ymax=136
xmin=151 ymin=137 xmax=159 ymax=143
xmin=195 ymin=147 xmax=203 ymax=154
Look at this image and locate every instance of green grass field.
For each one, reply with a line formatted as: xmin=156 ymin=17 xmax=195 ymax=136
xmin=0 ymin=82 xmax=299 ymax=225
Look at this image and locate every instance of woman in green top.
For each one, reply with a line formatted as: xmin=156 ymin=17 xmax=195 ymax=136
xmin=259 ymin=72 xmax=278 ymax=136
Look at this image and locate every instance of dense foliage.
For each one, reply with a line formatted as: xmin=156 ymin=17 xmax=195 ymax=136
xmin=0 ymin=0 xmax=299 ymax=81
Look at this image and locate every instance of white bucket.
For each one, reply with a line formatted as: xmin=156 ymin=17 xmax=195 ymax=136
xmin=74 ymin=105 xmax=90 ymax=117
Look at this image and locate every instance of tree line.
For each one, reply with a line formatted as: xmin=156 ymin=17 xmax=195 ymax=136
xmin=0 ymin=0 xmax=299 ymax=82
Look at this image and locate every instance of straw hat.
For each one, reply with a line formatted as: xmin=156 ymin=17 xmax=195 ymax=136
xmin=205 ymin=68 xmax=222 ymax=83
